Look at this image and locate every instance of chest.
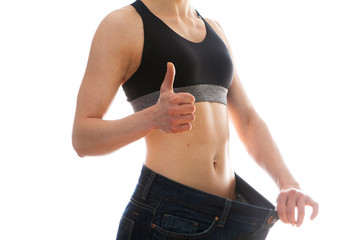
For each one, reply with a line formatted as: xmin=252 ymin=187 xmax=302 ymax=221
xmin=141 ymin=23 xmax=233 ymax=89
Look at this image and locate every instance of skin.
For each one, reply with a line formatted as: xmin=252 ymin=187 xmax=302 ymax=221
xmin=72 ymin=0 xmax=318 ymax=227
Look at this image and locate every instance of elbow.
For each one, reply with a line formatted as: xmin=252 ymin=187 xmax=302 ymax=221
xmin=72 ymin=129 xmax=118 ymax=157
xmin=72 ymin=139 xmax=86 ymax=158
xmin=72 ymin=130 xmax=87 ymax=158
xmin=75 ymin=151 xmax=85 ymax=158
xmin=74 ymin=147 xmax=85 ymax=158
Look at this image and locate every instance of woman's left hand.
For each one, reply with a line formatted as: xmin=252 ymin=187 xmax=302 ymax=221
xmin=276 ymin=187 xmax=319 ymax=227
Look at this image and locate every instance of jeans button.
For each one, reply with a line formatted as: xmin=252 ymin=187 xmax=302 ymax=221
xmin=267 ymin=216 xmax=277 ymax=225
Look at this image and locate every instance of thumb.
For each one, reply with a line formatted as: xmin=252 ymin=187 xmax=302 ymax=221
xmin=160 ymin=62 xmax=176 ymax=93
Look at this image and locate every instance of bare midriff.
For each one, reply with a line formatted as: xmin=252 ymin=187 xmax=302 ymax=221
xmin=144 ymin=101 xmax=237 ymax=200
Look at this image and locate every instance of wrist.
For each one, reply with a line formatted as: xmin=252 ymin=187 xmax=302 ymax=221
xmin=279 ymin=182 xmax=301 ymax=191
xmin=273 ymin=168 xmax=301 ymax=191
xmin=145 ymin=104 xmax=160 ymax=131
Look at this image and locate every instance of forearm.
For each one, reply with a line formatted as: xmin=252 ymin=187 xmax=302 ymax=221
xmin=240 ymin=111 xmax=300 ymax=190
xmin=72 ymin=106 xmax=156 ymax=157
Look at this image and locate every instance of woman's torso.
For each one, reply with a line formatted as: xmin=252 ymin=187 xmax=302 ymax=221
xmin=121 ymin=1 xmax=236 ymax=200
xmin=145 ymin=101 xmax=236 ymax=200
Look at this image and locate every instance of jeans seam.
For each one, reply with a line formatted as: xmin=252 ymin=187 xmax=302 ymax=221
xmin=142 ymin=172 xmax=156 ymax=200
xmin=218 ymin=199 xmax=231 ymax=227
xmin=149 ymin=191 xmax=218 ymax=217
xmin=147 ymin=198 xmax=164 ymax=240
xmin=130 ymin=197 xmax=156 ymax=214
xmin=246 ymin=211 xmax=274 ymax=239
xmin=227 ymin=216 xmax=260 ymax=226
xmin=118 ymin=215 xmax=134 ymax=240
xmin=152 ymin=218 xmax=218 ymax=239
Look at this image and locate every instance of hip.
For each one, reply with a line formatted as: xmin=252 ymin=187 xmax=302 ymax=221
xmin=116 ymin=164 xmax=278 ymax=240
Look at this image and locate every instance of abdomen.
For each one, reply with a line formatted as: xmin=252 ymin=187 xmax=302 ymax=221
xmin=144 ymin=102 xmax=236 ymax=199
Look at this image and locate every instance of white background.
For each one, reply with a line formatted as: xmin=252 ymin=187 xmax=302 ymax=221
xmin=1 ymin=0 xmax=359 ymax=239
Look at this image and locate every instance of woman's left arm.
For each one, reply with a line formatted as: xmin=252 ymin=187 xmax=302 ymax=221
xmin=205 ymin=18 xmax=319 ymax=227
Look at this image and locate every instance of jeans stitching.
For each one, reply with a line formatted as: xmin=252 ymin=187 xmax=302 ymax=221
xmin=148 ymin=191 xmax=219 ymax=217
xmin=117 ymin=215 xmax=134 ymax=240
xmin=142 ymin=172 xmax=156 ymax=200
xmin=130 ymin=197 xmax=156 ymax=213
xmin=227 ymin=216 xmax=260 ymax=226
xmin=153 ymin=218 xmax=218 ymax=239
xmin=245 ymin=211 xmax=274 ymax=239
xmin=218 ymin=199 xmax=231 ymax=227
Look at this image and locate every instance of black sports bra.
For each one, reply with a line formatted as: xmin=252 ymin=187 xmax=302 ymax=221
xmin=122 ymin=0 xmax=233 ymax=112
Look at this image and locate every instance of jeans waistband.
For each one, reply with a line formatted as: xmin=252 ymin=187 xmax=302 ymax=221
xmin=132 ymin=164 xmax=279 ymax=226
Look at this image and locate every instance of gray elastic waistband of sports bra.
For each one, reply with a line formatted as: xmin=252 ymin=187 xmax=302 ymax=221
xmin=130 ymin=84 xmax=228 ymax=112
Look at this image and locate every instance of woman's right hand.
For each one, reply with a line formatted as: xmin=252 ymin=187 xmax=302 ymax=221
xmin=152 ymin=62 xmax=196 ymax=134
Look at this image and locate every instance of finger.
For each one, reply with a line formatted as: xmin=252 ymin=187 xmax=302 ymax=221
xmin=173 ymin=113 xmax=196 ymax=125
xmin=276 ymin=194 xmax=289 ymax=224
xmin=160 ymin=62 xmax=176 ymax=93
xmin=305 ymin=196 xmax=319 ymax=220
xmin=170 ymin=92 xmax=195 ymax=104
xmin=286 ymin=193 xmax=296 ymax=226
xmin=296 ymin=196 xmax=306 ymax=227
xmin=172 ymin=123 xmax=192 ymax=133
xmin=170 ymin=104 xmax=196 ymax=115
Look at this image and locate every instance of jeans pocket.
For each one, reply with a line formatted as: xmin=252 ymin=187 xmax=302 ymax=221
xmin=153 ymin=218 xmax=217 ymax=239
xmin=150 ymin=199 xmax=219 ymax=238
xmin=161 ymin=214 xmax=199 ymax=234
xmin=116 ymin=215 xmax=134 ymax=240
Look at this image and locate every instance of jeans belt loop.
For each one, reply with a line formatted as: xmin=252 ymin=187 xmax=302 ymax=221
xmin=218 ymin=199 xmax=232 ymax=227
xmin=141 ymin=172 xmax=156 ymax=201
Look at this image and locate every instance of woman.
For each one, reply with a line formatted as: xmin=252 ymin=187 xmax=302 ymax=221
xmin=72 ymin=0 xmax=318 ymax=239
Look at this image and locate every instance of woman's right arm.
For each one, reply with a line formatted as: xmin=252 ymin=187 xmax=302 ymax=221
xmin=72 ymin=8 xmax=153 ymax=157
xmin=72 ymin=8 xmax=195 ymax=157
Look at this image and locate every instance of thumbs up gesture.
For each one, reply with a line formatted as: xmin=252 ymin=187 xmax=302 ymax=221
xmin=153 ymin=62 xmax=196 ymax=133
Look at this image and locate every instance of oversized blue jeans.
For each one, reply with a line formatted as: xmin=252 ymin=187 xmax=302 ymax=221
xmin=116 ymin=165 xmax=278 ymax=240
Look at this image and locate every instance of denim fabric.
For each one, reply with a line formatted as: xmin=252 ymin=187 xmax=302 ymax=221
xmin=116 ymin=165 xmax=278 ymax=240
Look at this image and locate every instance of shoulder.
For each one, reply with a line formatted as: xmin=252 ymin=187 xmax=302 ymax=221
xmin=203 ymin=17 xmax=227 ymax=42
xmin=88 ymin=5 xmax=144 ymax=81
xmin=89 ymin=5 xmax=144 ymax=61
xmin=102 ymin=5 xmax=141 ymax=31
xmin=94 ymin=5 xmax=142 ymax=45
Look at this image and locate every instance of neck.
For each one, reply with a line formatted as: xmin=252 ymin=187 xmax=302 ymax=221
xmin=141 ymin=0 xmax=193 ymax=18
